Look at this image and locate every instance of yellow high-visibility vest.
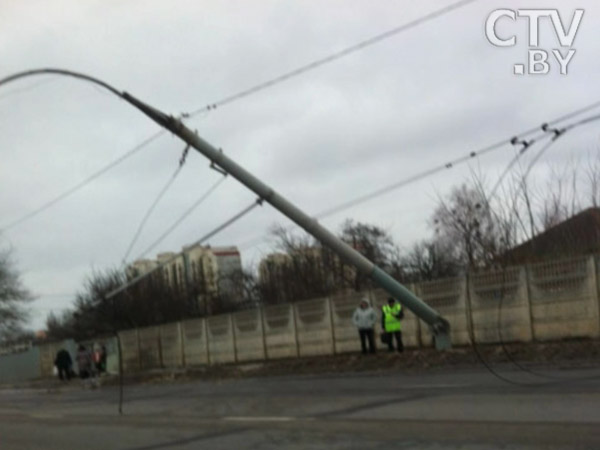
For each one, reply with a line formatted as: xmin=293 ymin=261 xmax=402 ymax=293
xmin=383 ymin=303 xmax=402 ymax=332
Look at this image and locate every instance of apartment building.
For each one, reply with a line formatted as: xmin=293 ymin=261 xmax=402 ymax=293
xmin=128 ymin=245 xmax=242 ymax=310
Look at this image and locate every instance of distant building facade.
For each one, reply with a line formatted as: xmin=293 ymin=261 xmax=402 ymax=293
xmin=129 ymin=245 xmax=243 ymax=312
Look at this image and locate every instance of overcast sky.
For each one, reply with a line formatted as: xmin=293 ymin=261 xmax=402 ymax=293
xmin=1 ymin=0 xmax=599 ymax=331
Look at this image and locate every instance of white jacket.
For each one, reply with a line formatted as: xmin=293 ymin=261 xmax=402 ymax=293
xmin=352 ymin=299 xmax=377 ymax=329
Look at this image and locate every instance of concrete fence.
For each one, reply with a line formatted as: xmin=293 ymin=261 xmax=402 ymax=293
xmin=101 ymin=255 xmax=600 ymax=374
xmin=6 ymin=255 xmax=600 ymax=380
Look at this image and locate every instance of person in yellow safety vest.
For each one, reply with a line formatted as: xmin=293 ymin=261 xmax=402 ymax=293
xmin=381 ymin=297 xmax=404 ymax=353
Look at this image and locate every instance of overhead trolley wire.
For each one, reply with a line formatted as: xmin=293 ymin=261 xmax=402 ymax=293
xmin=132 ymin=175 xmax=228 ymax=262
xmin=239 ymin=104 xmax=600 ymax=251
xmin=0 ymin=129 xmax=166 ymax=233
xmin=0 ymin=2 xmax=479 ymax=232
xmin=183 ymin=0 xmax=481 ymax=118
xmin=106 ymin=196 xmax=261 ymax=301
xmin=120 ymin=147 xmax=190 ymax=266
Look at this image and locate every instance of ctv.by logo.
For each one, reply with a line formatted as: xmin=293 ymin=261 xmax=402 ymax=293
xmin=485 ymin=9 xmax=584 ymax=75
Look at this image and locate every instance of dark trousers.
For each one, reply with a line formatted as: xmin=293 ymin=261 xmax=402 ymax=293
xmin=358 ymin=328 xmax=376 ymax=354
xmin=58 ymin=366 xmax=71 ymax=381
xmin=387 ymin=331 xmax=404 ymax=352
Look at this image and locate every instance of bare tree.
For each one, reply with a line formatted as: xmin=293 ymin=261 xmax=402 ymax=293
xmin=0 ymin=250 xmax=33 ymax=343
xmin=431 ymin=183 xmax=505 ymax=269
xmin=257 ymin=221 xmax=400 ymax=303
xmin=585 ymin=148 xmax=600 ymax=208
xmin=402 ymin=239 xmax=459 ymax=281
xmin=46 ymin=266 xmax=195 ymax=341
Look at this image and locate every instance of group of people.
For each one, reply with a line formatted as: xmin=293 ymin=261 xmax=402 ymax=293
xmin=53 ymin=343 xmax=107 ymax=383
xmin=352 ymin=297 xmax=404 ymax=354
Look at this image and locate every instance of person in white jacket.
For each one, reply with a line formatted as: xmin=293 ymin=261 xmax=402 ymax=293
xmin=352 ymin=297 xmax=377 ymax=354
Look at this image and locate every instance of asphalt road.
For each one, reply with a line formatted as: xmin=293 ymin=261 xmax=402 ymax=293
xmin=1 ymin=365 xmax=600 ymax=449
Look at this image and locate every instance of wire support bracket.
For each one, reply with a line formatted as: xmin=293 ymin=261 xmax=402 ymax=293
xmin=541 ymin=122 xmax=566 ymax=141
xmin=510 ymin=136 xmax=534 ymax=154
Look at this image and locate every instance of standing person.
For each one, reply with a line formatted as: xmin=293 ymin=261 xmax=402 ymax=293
xmin=54 ymin=348 xmax=72 ymax=381
xmin=92 ymin=342 xmax=103 ymax=374
xmin=352 ymin=297 xmax=377 ymax=354
xmin=76 ymin=344 xmax=92 ymax=381
xmin=382 ymin=297 xmax=404 ymax=353
xmin=99 ymin=344 xmax=108 ymax=374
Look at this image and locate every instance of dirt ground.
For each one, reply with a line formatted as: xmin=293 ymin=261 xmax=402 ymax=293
xmin=118 ymin=338 xmax=600 ymax=385
xmin=8 ymin=338 xmax=599 ymax=390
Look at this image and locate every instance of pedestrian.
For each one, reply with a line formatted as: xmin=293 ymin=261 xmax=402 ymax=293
xmin=76 ymin=344 xmax=92 ymax=380
xmin=99 ymin=344 xmax=107 ymax=374
xmin=54 ymin=348 xmax=72 ymax=381
xmin=352 ymin=297 xmax=377 ymax=354
xmin=382 ymin=297 xmax=404 ymax=353
xmin=92 ymin=342 xmax=103 ymax=374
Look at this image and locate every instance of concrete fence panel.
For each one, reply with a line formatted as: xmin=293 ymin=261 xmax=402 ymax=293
xmin=181 ymin=319 xmax=208 ymax=366
xmin=103 ymin=337 xmax=120 ymax=375
xmin=0 ymin=346 xmax=41 ymax=383
xmin=263 ymin=303 xmax=298 ymax=359
xmin=233 ymin=309 xmax=266 ymax=362
xmin=38 ymin=342 xmax=58 ymax=377
xmin=160 ymin=323 xmax=183 ymax=368
xmin=138 ymin=326 xmax=161 ymax=370
xmin=330 ymin=292 xmax=363 ymax=354
xmin=118 ymin=329 xmax=140 ymax=373
xmin=372 ymin=289 xmax=421 ymax=348
xmin=469 ymin=267 xmax=532 ymax=343
xmin=206 ymin=315 xmax=235 ymax=364
xmin=529 ymin=256 xmax=600 ymax=340
xmin=295 ymin=297 xmax=334 ymax=357
xmin=416 ymin=277 xmax=469 ymax=346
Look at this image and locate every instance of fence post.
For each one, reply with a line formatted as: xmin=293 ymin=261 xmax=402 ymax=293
xmin=464 ymin=273 xmax=474 ymax=344
xmin=327 ymin=297 xmax=336 ymax=355
xmin=292 ymin=303 xmax=300 ymax=358
xmin=204 ymin=318 xmax=211 ymax=365
xmin=230 ymin=314 xmax=238 ymax=363
xmin=136 ymin=328 xmax=142 ymax=371
xmin=524 ymin=264 xmax=536 ymax=342
xmin=178 ymin=322 xmax=186 ymax=368
xmin=411 ymin=283 xmax=423 ymax=348
xmin=588 ymin=256 xmax=600 ymax=337
xmin=157 ymin=327 xmax=164 ymax=368
xmin=260 ymin=306 xmax=268 ymax=360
